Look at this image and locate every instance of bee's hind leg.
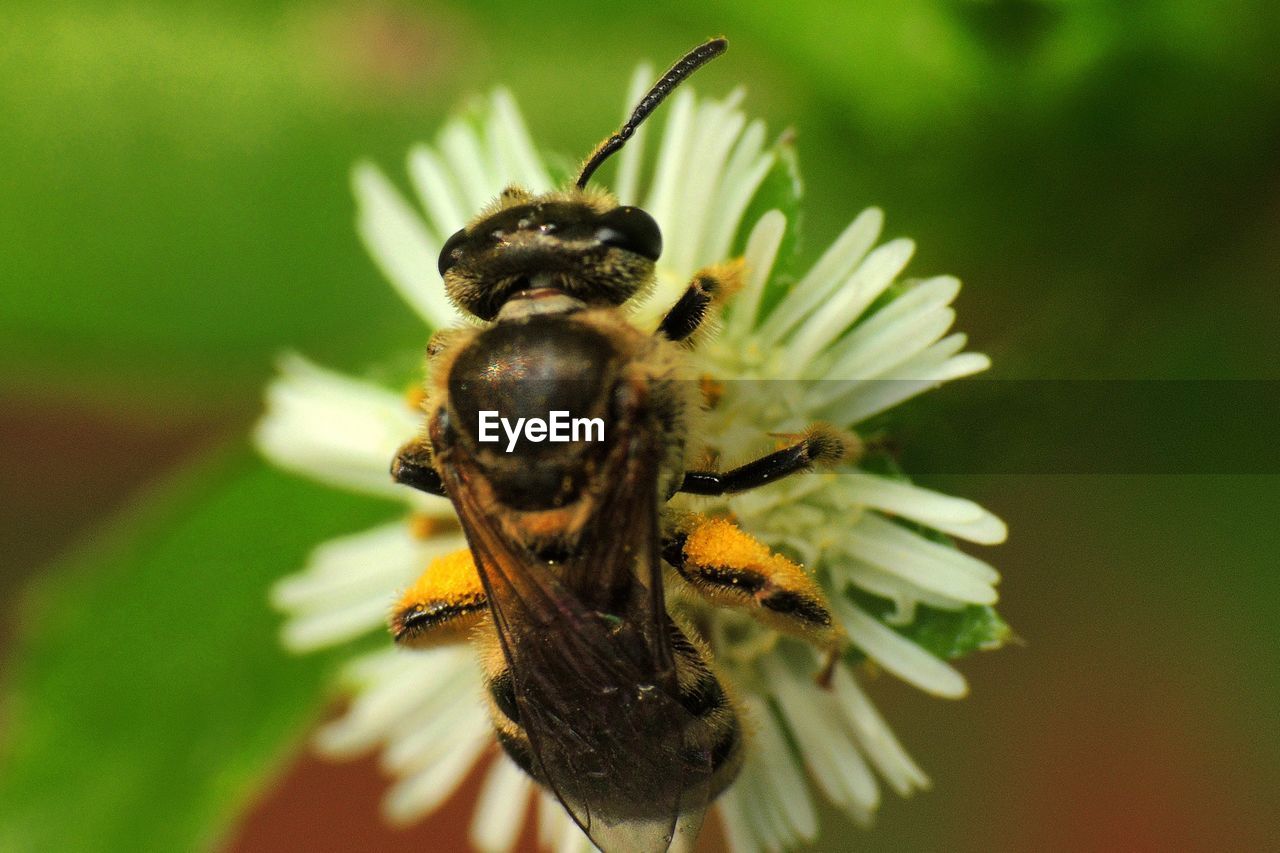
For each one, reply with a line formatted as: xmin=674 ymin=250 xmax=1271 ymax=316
xmin=390 ymin=548 xmax=487 ymax=648
xmin=656 ymin=259 xmax=744 ymax=342
xmin=663 ymin=515 xmax=844 ymax=667
xmin=678 ymin=424 xmax=859 ymax=496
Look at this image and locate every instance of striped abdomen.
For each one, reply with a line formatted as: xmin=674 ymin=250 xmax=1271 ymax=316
xmin=481 ymin=620 xmax=743 ymax=820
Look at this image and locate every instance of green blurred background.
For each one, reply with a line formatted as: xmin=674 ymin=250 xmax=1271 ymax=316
xmin=2 ymin=1 xmax=1278 ymax=850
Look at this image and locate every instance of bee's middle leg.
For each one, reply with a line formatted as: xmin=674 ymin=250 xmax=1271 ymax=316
xmin=656 ymin=259 xmax=744 ymax=342
xmin=390 ymin=548 xmax=487 ymax=648
xmin=678 ymin=424 xmax=859 ymax=495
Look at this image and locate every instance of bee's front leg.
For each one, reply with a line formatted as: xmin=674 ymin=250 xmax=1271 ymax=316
xmin=391 ymin=436 xmax=447 ymax=497
xmin=663 ymin=515 xmax=845 ymax=662
xmin=656 ymin=259 xmax=744 ymax=342
xmin=390 ymin=548 xmax=488 ymax=648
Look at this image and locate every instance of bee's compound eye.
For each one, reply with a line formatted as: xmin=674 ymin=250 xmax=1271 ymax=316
xmin=438 ymin=227 xmax=468 ymax=276
xmin=594 ymin=206 xmax=662 ymax=261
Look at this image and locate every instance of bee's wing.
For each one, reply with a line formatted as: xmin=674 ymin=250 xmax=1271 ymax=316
xmin=439 ymin=395 xmax=711 ymax=853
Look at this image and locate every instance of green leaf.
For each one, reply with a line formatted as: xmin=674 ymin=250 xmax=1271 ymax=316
xmin=737 ymin=132 xmax=805 ymax=323
xmin=847 ymin=587 xmax=1011 ymax=662
xmin=838 ymin=457 xmax=1012 ymax=661
xmin=902 ymin=603 xmax=1011 ymax=660
xmin=0 ymin=6 xmax=448 ymax=404
xmin=0 ymin=449 xmax=398 ymax=852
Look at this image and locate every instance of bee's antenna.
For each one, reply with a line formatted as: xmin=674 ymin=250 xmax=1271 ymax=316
xmin=576 ymin=37 xmax=728 ymax=190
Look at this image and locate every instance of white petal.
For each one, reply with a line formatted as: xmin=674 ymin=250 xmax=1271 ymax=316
xmin=716 ymin=790 xmax=761 ymax=853
xmin=837 ymin=513 xmax=998 ymax=604
xmin=738 ymin=694 xmax=818 ymax=847
xmin=811 ymin=304 xmax=954 ymax=389
xmin=939 ymin=351 xmax=993 ymax=379
xmin=339 ymin=644 xmax=409 ymax=683
xmin=755 ymin=208 xmax=883 ymax=348
xmin=538 ymin=791 xmax=571 ymax=851
xmin=489 ymin=89 xmax=553 ymax=192
xmin=784 ymin=238 xmax=916 ymax=368
xmin=556 ymin=810 xmax=592 ymax=853
xmin=440 ymin=120 xmax=497 ymax=211
xmin=352 ymin=162 xmax=457 ymax=328
xmin=292 ymin=523 xmax=457 ymax=584
xmin=820 ymin=338 xmax=991 ymax=425
xmin=643 ymin=89 xmax=696 ymax=245
xmin=408 ymin=144 xmax=469 ymax=237
xmin=254 ymin=353 xmax=421 ymax=500
xmin=702 ymin=119 xmax=772 ymax=268
xmin=764 ymin=657 xmax=879 ymax=823
xmin=734 ymin=741 xmax=784 ymax=851
xmin=842 ymin=473 xmax=1007 ymax=544
xmin=817 ymin=274 xmax=961 ymax=375
xmin=725 ymin=209 xmax=786 ymax=339
xmin=613 ymin=63 xmax=655 ymax=206
xmin=382 ymin=685 xmax=487 ymax=774
xmin=666 ymin=91 xmax=747 ymax=277
xmin=830 ymin=665 xmax=930 ymax=797
xmin=860 ymin=274 xmax=961 ymax=330
xmin=471 ymin=755 xmax=535 ymax=853
xmin=315 ymin=647 xmax=473 ymax=756
xmin=833 ymin=597 xmax=969 ymax=698
xmin=383 ymin=712 xmax=491 ymax=824
xmin=858 ymin=507 xmax=999 ymax=583
xmin=277 ymin=596 xmax=391 ymax=653
xmin=271 ymin=525 xmax=462 ymax=614
xmin=837 ymin=557 xmax=969 ymax=614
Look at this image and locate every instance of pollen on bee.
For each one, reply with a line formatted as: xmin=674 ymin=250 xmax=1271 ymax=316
xmin=404 ymin=384 xmax=427 ymax=410
xmin=699 ymin=374 xmax=725 ymax=408
xmin=683 ymin=517 xmax=804 ymax=579
xmin=701 ymin=257 xmax=746 ymax=303
xmin=392 ymin=546 xmax=486 ymax=646
xmin=402 ymin=547 xmax=482 ymax=605
xmin=408 ymin=513 xmax=458 ymax=540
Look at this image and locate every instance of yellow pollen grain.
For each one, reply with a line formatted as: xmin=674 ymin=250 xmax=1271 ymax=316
xmin=404 ymin=385 xmax=427 ymax=409
xmin=405 ymin=548 xmax=483 ymax=602
xmin=409 ymin=513 xmax=458 ymax=539
xmin=705 ymin=258 xmax=745 ymax=302
xmin=684 ymin=517 xmax=802 ymax=578
xmin=699 ymin=374 xmax=725 ymax=408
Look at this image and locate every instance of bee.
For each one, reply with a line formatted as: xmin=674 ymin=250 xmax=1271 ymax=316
xmin=389 ymin=38 xmax=853 ymax=852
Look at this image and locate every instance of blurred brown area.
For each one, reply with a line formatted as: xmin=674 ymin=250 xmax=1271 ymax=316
xmin=226 ymin=741 xmax=731 ymax=852
xmin=0 ymin=400 xmax=226 ymax=669
xmin=226 ymin=749 xmax=498 ymax=853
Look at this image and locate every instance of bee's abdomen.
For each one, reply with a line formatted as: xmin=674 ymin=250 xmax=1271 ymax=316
xmin=676 ymin=669 xmax=729 ymax=717
xmin=485 ymin=622 xmax=743 ymax=812
xmin=671 ymin=631 xmax=744 ymax=798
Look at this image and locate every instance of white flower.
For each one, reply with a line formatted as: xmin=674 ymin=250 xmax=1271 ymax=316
xmin=256 ymin=67 xmax=1007 ymax=852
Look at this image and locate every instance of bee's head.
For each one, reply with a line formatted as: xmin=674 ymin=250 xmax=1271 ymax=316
xmin=438 ymin=186 xmax=662 ymax=321
xmin=437 ymin=37 xmax=727 ymax=322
